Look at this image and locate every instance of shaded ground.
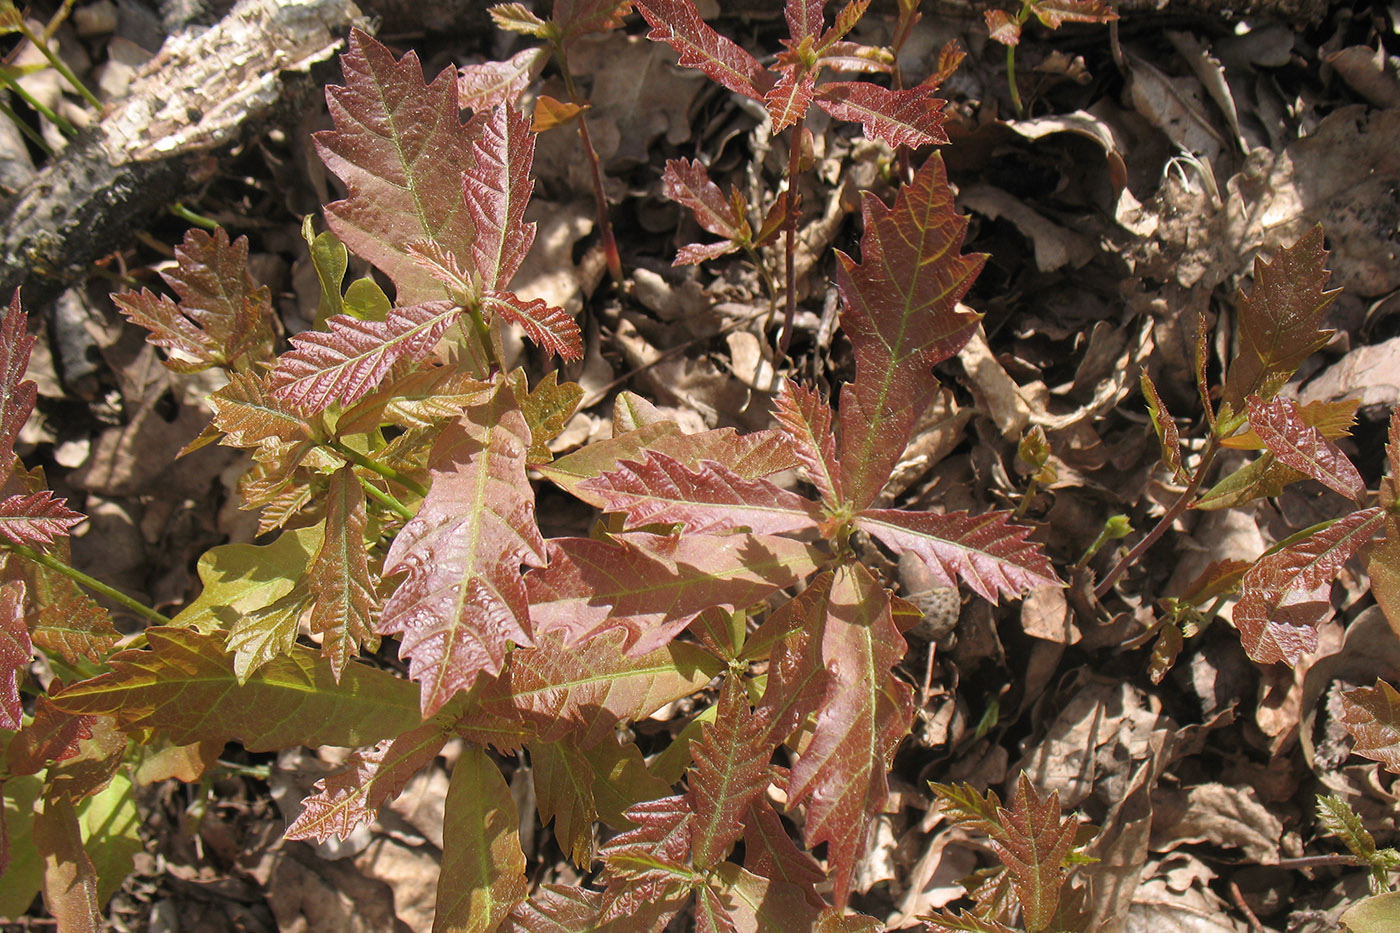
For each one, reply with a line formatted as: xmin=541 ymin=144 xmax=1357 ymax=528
xmin=3 ymin=0 xmax=1400 ymax=929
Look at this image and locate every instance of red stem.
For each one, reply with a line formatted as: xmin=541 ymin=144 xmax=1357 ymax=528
xmin=779 ymin=116 xmax=804 ymax=354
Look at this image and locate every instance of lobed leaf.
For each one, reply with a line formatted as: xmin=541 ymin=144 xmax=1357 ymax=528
xmin=635 ymin=0 xmax=769 ymax=101
xmin=786 ymin=0 xmax=826 ymax=40
xmin=741 ymin=797 xmax=826 ymax=890
xmin=772 ymin=379 xmax=842 ymax=508
xmin=1222 ymin=225 xmax=1339 ymax=413
xmin=1246 ymin=395 xmax=1365 ymax=502
xmin=0 ymin=291 xmax=36 ymax=467
xmin=0 ymin=580 xmax=28 ymax=730
xmin=305 ymin=467 xmax=380 ymax=680
xmin=990 ymin=774 xmax=1078 ymax=932
xmin=434 ymin=746 xmax=529 ymax=931
xmin=814 ymin=82 xmax=949 ymax=149
xmin=554 ymin=0 xmax=635 ymax=42
xmin=856 ymin=508 xmax=1060 ymax=603
xmin=597 ymin=795 xmax=695 ymax=924
xmin=924 ymin=910 xmax=1020 ymax=933
xmin=984 ymin=10 xmax=1022 ymax=46
xmin=483 ymin=290 xmax=583 ymax=362
xmin=509 ymin=370 xmax=584 ymax=466
xmin=204 ymin=369 xmax=315 ymax=455
xmin=786 ymin=563 xmax=915 ymax=908
xmin=501 ymin=884 xmax=611 ymax=932
xmin=836 ymin=152 xmax=984 ymax=509
xmin=1234 ymin=508 xmax=1387 ymax=665
xmin=459 ymin=47 xmax=547 ymax=111
xmin=50 ymin=627 xmax=421 ymax=750
xmin=1317 ymin=793 xmax=1380 ymax=861
xmin=335 ymin=363 xmax=490 ymax=435
xmin=662 ymin=158 xmax=749 ymax=262
xmin=269 ymin=301 xmax=461 ymax=411
xmin=1341 ymin=680 xmax=1400 ymax=775
xmin=316 ymin=30 xmax=480 ymax=303
xmin=0 ymin=491 xmax=83 ymax=546
xmin=465 ymin=103 xmax=537 ymax=292
xmin=766 ymin=61 xmax=816 ymax=133
xmin=1028 ymin=0 xmax=1119 ymax=28
xmin=22 ymin=542 xmax=118 ymax=664
xmin=529 ymin=737 xmax=601 ymax=865
xmin=379 ymin=380 xmax=547 ymax=717
xmin=687 ymin=681 xmax=776 ymax=869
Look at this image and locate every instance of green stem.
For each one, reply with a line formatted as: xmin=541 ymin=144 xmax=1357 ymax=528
xmin=19 ymin=20 xmax=101 ymax=109
xmin=325 ymin=439 xmax=430 ymax=500
xmin=357 ymin=474 xmax=415 ymax=522
xmin=557 ymin=46 xmax=623 ymax=284
xmin=0 ymin=69 xmax=76 ymax=136
xmin=779 ymin=115 xmax=805 ymax=355
xmin=1006 ymin=42 xmax=1024 ymax=119
xmin=170 ymin=202 xmax=221 ymax=231
xmin=5 ymin=542 xmax=173 ymax=626
xmin=0 ymin=99 xmax=52 ymax=155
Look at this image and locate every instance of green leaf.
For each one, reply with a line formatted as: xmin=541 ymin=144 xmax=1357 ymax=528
xmin=434 ymin=746 xmax=528 ymax=932
xmin=1341 ymin=892 xmax=1400 ymax=932
xmin=1317 ymin=793 xmax=1378 ymax=862
xmin=0 ymin=772 xmax=44 ymax=916
xmin=77 ymin=769 xmax=142 ymax=907
xmin=303 ymin=216 xmax=347 ymax=327
xmin=172 ymin=523 xmax=323 ymax=634
xmin=51 ymin=627 xmax=421 ymax=751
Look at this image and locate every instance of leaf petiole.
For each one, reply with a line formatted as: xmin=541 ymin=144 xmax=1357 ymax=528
xmin=324 ymin=439 xmax=430 ymax=500
xmin=3 ymin=542 xmax=173 ymax=625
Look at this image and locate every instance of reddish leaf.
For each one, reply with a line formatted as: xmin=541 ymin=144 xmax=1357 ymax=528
xmin=772 ymin=380 xmax=842 ymax=507
xmin=528 ymin=532 xmax=820 ymax=656
xmin=635 ymin=0 xmax=769 ymax=101
xmin=925 ymin=911 xmax=1020 ymax=933
xmin=1246 ymin=395 xmax=1366 ymax=503
xmin=582 ymin=452 xmax=821 ymax=536
xmin=1341 ymin=680 xmax=1400 ymax=775
xmin=529 ymin=737 xmax=599 ymax=865
xmin=990 ymin=774 xmax=1078 ymax=932
xmin=204 ymin=369 xmax=315 ymax=453
xmin=662 ymin=158 xmax=749 ymax=249
xmin=459 ymin=47 xmax=547 ymax=111
xmin=0 ymin=292 xmax=36 ymax=467
xmin=856 ymin=508 xmax=1059 ymax=603
xmin=925 ymin=39 xmax=968 ymax=87
xmin=113 ymin=228 xmax=274 ymax=372
xmin=766 ymin=61 xmax=816 ymax=133
xmin=0 ymin=580 xmax=30 ymax=730
xmin=597 ymin=795 xmax=695 ymax=923
xmin=316 ymin=30 xmax=480 ymax=303
xmin=836 ymin=152 xmax=985 ymax=509
xmin=466 ymin=104 xmax=537 ymax=292
xmin=269 ymin=301 xmax=460 ymax=411
xmin=786 ymin=0 xmax=825 ymax=40
xmin=286 ymin=712 xmax=454 ymax=842
xmin=23 ymin=542 xmax=118 ymax=664
xmin=984 ymin=10 xmax=1022 ymax=45
xmin=554 ymin=0 xmax=634 ymax=41
xmin=814 ymin=82 xmax=948 ymax=149
xmin=335 ymin=364 xmax=491 ymax=436
xmin=1223 ymin=226 xmax=1339 ymax=413
xmin=1221 ymin=397 xmax=1359 ymax=450
xmin=4 ymin=692 xmax=95 ymax=775
xmin=379 ymin=381 xmax=547 ymax=716
xmin=1235 ymin=507 xmax=1387 ymax=665
xmin=305 ymin=467 xmax=380 ymax=680
xmin=1371 ymin=514 xmax=1400 ymax=639
xmin=786 ymin=563 xmax=915 ymax=908
xmin=0 ymin=491 xmax=83 ymax=546
xmin=34 ymin=791 xmax=101 ymax=932
xmin=1141 ymin=370 xmax=1188 ymax=483
xmin=483 ymin=290 xmax=583 ymax=362
xmin=435 ymin=745 xmax=529 ymax=930
xmin=741 ymin=797 xmax=826 ymax=890
xmin=1028 ymin=0 xmax=1118 ymax=28
xmin=688 ymin=681 xmax=777 ymax=869
xmin=501 ymin=884 xmax=608 ymax=932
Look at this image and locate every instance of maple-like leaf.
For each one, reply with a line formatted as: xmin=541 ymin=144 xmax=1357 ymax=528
xmin=1234 ymin=507 xmax=1387 ymax=665
xmin=50 ymin=627 xmax=421 ymax=750
xmin=1341 ymin=680 xmax=1400 ymax=775
xmin=990 ymin=774 xmax=1078 ymax=933
xmin=836 ymin=152 xmax=985 ymax=509
xmin=634 ymin=0 xmax=769 ymax=101
xmin=465 ymin=103 xmax=536 ymax=293
xmin=528 ymin=531 xmax=820 ymax=656
xmin=1246 ymin=395 xmax=1365 ymax=503
xmin=316 ymin=29 xmax=480 ymax=303
xmin=772 ymin=379 xmax=842 ymax=508
xmin=286 ymin=709 xmax=455 ymax=842
xmin=0 ymin=490 xmax=83 ymax=546
xmin=23 ymin=548 xmax=118 ymax=664
xmin=204 ymin=369 xmax=315 ymax=454
xmin=815 ymin=82 xmax=948 ymax=149
xmin=554 ymin=0 xmax=635 ymax=42
xmin=509 ymin=370 xmax=584 ymax=466
xmin=1222 ymin=226 xmax=1339 ymax=413
xmin=3 ymin=693 xmax=96 ymax=775
xmin=435 ymin=745 xmax=529 ymax=930
xmin=856 ymin=508 xmax=1059 ymax=603
xmin=0 ymin=291 xmax=36 ymax=467
xmin=482 ymin=290 xmax=583 ymax=362
xmin=113 ymin=228 xmax=275 ymax=373
xmin=0 ymin=580 xmax=29 ymax=730
xmin=786 ymin=563 xmax=915 ymax=908
xmin=459 ymin=47 xmax=548 ymax=111
xmin=305 ymin=467 xmax=380 ymax=680
xmin=582 ymin=451 xmax=821 ymax=536
xmin=269 ymin=301 xmax=461 ymax=411
xmin=379 ymin=380 xmax=547 ymax=717
xmin=687 ymin=681 xmax=776 ymax=869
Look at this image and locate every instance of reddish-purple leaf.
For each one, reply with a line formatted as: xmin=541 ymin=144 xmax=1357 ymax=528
xmin=286 ymin=713 xmax=453 ymax=842
xmin=1235 ymin=507 xmax=1387 ymax=665
xmin=0 ymin=581 xmax=29 ymax=730
xmin=379 ymin=380 xmax=547 ymax=717
xmin=742 ymin=797 xmax=827 ymax=890
xmin=766 ymin=61 xmax=816 ymax=133
xmin=0 ymin=292 xmax=36 ymax=467
xmin=984 ymin=9 xmax=1022 ymax=45
xmin=1141 ymin=370 xmax=1188 ymax=483
xmin=836 ymin=152 xmax=985 ymax=509
xmin=0 ymin=491 xmax=83 ymax=546
xmin=305 ymin=468 xmax=380 ymax=681
xmin=786 ymin=0 xmax=825 ymax=40
xmin=1341 ymin=680 xmax=1400 ymax=774
xmin=1246 ymin=395 xmax=1366 ymax=503
xmin=316 ymin=30 xmax=480 ymax=303
xmin=856 ymin=508 xmax=1059 ymax=603
xmin=1223 ymin=226 xmax=1339 ymax=413
xmin=688 ymin=681 xmax=776 ymax=869
xmin=3 ymin=693 xmax=95 ymax=775
xmin=815 ymin=82 xmax=948 ymax=149
xmin=786 ymin=563 xmax=914 ymax=908
xmin=582 ymin=452 xmax=821 ymax=536
xmin=269 ymin=301 xmax=460 ymax=410
xmin=501 ymin=884 xmax=607 ymax=932
xmin=662 ymin=158 xmax=748 ymax=245
xmin=635 ymin=0 xmax=770 ymax=101
xmin=528 ymin=531 xmax=820 ymax=656
xmin=459 ymin=47 xmax=547 ymax=111
xmin=925 ymin=910 xmax=1020 ymax=933
xmin=1028 ymin=0 xmax=1118 ymax=28
xmin=991 ymin=774 xmax=1079 ymax=932
xmin=23 ymin=542 xmax=118 ymax=665
xmin=554 ymin=0 xmax=634 ymax=42
xmin=466 ymin=104 xmax=537 ymax=292
xmin=676 ymin=240 xmax=740 ymax=266
xmin=482 ymin=291 xmax=583 ymax=362
xmin=772 ymin=379 xmax=842 ymax=508
xmin=597 ymin=795 xmax=695 ymax=923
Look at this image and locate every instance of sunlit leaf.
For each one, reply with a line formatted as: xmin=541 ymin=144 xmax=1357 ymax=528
xmin=0 ymin=580 xmax=29 ymax=730
xmin=459 ymin=47 xmax=547 ymax=111
xmin=991 ymin=774 xmax=1078 ymax=932
xmin=1341 ymin=680 xmax=1400 ymax=774
xmin=772 ymin=379 xmax=842 ymax=508
xmin=1141 ymin=370 xmax=1187 ymax=483
xmin=0 ymin=490 xmax=83 ymax=546
xmin=635 ymin=0 xmax=769 ymax=101
xmin=0 ymin=291 xmax=36 ymax=467
xmin=435 ymin=746 xmax=529 ymax=930
xmin=687 ymin=680 xmax=775 ymax=869
xmin=305 ymin=467 xmax=380 ymax=679
xmin=1246 ymin=395 xmax=1365 ymax=502
xmin=814 ymin=82 xmax=948 ymax=149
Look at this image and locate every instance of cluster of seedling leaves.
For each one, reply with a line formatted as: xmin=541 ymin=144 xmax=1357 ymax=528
xmin=0 ymin=0 xmax=1397 ymax=929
